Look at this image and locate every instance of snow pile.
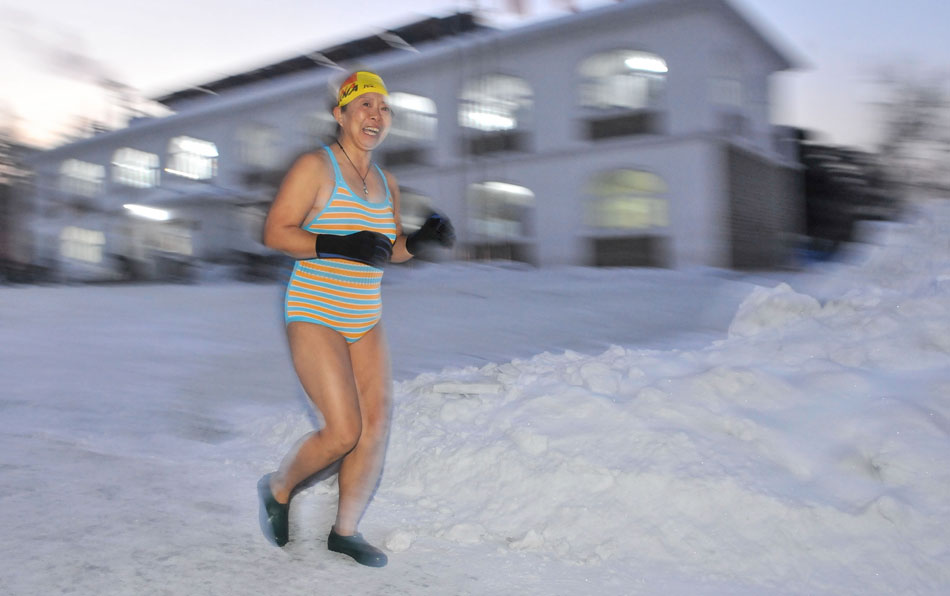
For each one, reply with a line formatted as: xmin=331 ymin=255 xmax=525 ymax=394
xmin=253 ymin=199 xmax=950 ymax=593
xmin=727 ymin=282 xmax=821 ymax=338
xmin=4 ymin=198 xmax=950 ymax=595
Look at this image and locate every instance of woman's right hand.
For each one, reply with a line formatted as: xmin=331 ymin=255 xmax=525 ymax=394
xmin=315 ymin=231 xmax=394 ymax=268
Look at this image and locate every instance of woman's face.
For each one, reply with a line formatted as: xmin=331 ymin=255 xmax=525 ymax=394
xmin=336 ymin=92 xmax=392 ymax=150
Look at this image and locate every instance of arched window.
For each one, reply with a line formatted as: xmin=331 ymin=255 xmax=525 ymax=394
xmin=459 ymin=74 xmax=533 ymax=154
xmin=389 ymin=92 xmax=437 ymax=143
xmin=112 ymin=148 xmax=160 ymax=188
xmin=585 ymin=169 xmax=670 ymax=266
xmin=165 ymin=136 xmax=218 ymax=180
xmin=578 ymin=50 xmax=668 ymax=139
xmin=466 ymin=181 xmax=535 ymax=263
xmin=382 ymin=92 xmax=438 ymax=167
xmin=586 ymin=169 xmax=668 ymax=229
xmin=59 ymin=159 xmax=104 ymax=197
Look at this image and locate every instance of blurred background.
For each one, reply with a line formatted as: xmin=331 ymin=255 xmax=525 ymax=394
xmin=1 ymin=0 xmax=947 ymax=284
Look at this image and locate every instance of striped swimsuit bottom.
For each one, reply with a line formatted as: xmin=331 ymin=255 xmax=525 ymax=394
xmin=284 ymin=146 xmax=397 ymax=343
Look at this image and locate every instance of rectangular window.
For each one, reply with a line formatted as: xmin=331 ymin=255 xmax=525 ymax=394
xmin=382 ymin=147 xmax=429 ymax=168
xmin=113 ymin=148 xmax=160 ymax=188
xmin=166 ymin=136 xmax=218 ymax=180
xmin=590 ymin=236 xmax=670 ymax=267
xmin=584 ymin=111 xmax=665 ymax=140
xmin=461 ymin=130 xmax=528 ymax=155
xmin=60 ymin=159 xmax=105 ymax=197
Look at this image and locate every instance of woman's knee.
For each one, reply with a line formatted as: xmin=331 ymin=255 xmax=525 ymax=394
xmin=323 ymin=417 xmax=363 ymax=457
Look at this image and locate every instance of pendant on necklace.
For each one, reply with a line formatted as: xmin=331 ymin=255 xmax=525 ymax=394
xmin=362 ymin=183 xmax=368 ymax=195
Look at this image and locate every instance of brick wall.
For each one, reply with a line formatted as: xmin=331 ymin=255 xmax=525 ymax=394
xmin=726 ymin=145 xmax=803 ymax=269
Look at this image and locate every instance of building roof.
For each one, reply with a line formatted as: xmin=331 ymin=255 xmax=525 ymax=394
xmin=153 ymin=1 xmax=796 ymax=110
xmin=153 ymin=12 xmax=484 ymax=108
xmin=501 ymin=0 xmax=797 ymax=70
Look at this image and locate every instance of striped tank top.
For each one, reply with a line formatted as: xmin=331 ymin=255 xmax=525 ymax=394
xmin=283 ymin=146 xmax=398 ymax=342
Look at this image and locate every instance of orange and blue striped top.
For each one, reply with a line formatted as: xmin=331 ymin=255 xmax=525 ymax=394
xmin=283 ymin=146 xmax=398 ymax=342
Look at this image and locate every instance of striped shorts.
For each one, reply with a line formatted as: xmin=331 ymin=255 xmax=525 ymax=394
xmin=284 ymin=257 xmax=384 ymax=343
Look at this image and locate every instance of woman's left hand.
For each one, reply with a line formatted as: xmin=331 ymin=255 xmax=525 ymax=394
xmin=406 ymin=212 xmax=456 ymax=255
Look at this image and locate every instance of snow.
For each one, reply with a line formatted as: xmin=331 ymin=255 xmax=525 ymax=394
xmin=3 ymin=195 xmax=950 ymax=595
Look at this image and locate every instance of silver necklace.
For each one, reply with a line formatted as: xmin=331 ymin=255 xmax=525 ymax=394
xmin=336 ymin=141 xmax=370 ymax=196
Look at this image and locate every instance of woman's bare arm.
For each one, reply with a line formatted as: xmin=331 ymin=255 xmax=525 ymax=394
xmin=262 ymin=153 xmax=327 ymax=259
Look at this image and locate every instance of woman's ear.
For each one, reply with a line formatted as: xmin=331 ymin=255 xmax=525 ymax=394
xmin=332 ymin=105 xmax=343 ymax=125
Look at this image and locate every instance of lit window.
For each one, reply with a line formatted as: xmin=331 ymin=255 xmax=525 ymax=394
xmin=578 ymin=50 xmax=668 ymax=139
xmin=467 ymin=181 xmax=534 ymax=240
xmin=459 ymin=74 xmax=533 ymax=132
xmin=60 ymin=226 xmax=105 ymax=263
xmin=237 ymin=123 xmax=281 ymax=169
xmin=113 ymin=148 xmax=160 ymax=188
xmin=124 ymin=203 xmax=171 ymax=221
xmin=465 ymin=181 xmax=535 ymax=263
xmin=388 ymin=92 xmax=437 ymax=143
xmin=59 ymin=159 xmax=105 ymax=197
xmin=579 ymin=50 xmax=668 ymax=110
xmin=585 ymin=169 xmax=670 ymax=267
xmin=165 ymin=136 xmax=218 ymax=180
xmin=586 ymin=169 xmax=668 ymax=230
xmin=380 ymin=93 xmax=439 ymax=167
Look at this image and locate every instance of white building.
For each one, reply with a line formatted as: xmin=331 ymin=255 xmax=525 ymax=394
xmin=25 ymin=0 xmax=801 ymax=281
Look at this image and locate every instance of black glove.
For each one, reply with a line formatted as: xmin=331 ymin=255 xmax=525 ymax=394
xmin=314 ymin=230 xmax=393 ymax=268
xmin=405 ymin=212 xmax=456 ymax=255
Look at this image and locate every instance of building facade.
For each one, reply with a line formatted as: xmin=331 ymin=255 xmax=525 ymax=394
xmin=25 ymin=0 xmax=802 ymax=281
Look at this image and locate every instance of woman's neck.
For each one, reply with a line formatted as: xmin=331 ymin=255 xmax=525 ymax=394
xmin=336 ymin=138 xmax=371 ymax=169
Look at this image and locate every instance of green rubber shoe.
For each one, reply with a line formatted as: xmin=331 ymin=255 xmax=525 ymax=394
xmin=327 ymin=529 xmax=388 ymax=567
xmin=257 ymin=473 xmax=289 ymax=547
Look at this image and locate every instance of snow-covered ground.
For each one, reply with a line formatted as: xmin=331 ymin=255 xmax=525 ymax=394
xmin=3 ymin=196 xmax=950 ymax=595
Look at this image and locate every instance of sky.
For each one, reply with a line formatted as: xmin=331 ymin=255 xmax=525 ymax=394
xmin=1 ymin=0 xmax=948 ymax=149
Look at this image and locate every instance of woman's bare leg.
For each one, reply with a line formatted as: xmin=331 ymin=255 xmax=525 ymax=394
xmin=269 ymin=322 xmax=363 ymax=504
xmin=333 ymin=322 xmax=393 ymax=535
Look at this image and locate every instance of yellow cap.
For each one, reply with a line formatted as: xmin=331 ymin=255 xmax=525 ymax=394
xmin=338 ymin=71 xmax=389 ymax=107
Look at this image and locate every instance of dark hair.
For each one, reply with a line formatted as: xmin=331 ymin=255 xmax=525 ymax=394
xmin=335 ymin=102 xmax=345 ymax=138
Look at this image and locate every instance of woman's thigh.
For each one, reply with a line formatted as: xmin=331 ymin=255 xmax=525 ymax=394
xmin=287 ymin=321 xmax=361 ymax=429
xmin=348 ymin=322 xmax=393 ymax=427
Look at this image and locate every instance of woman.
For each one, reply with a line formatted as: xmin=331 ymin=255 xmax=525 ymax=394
xmin=257 ymin=71 xmax=454 ymax=567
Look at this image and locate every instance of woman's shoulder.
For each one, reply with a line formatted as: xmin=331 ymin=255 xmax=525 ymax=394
xmin=288 ymin=147 xmax=334 ymax=179
xmin=297 ymin=146 xmax=332 ymax=166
